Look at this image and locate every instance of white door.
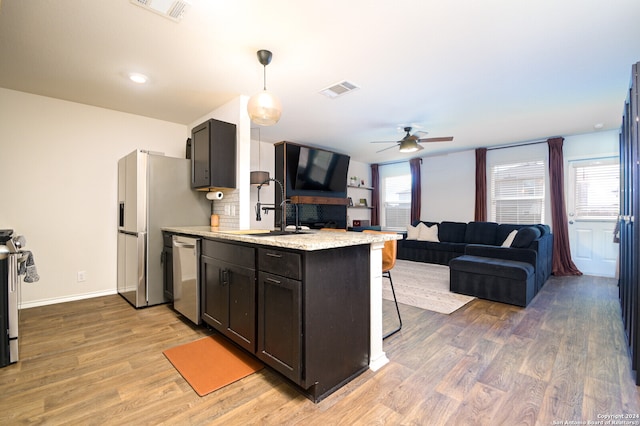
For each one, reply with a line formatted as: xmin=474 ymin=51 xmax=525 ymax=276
xmin=567 ymin=157 xmax=619 ymax=277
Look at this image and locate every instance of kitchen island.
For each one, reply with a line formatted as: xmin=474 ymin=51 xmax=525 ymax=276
xmin=162 ymin=226 xmax=400 ymax=402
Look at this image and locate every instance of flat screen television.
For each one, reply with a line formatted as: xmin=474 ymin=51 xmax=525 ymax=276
xmin=294 ymin=146 xmax=349 ymax=192
xmin=293 ymin=146 xmax=350 ymax=194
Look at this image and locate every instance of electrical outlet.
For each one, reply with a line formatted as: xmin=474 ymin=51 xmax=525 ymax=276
xmin=77 ymin=271 xmax=86 ymax=282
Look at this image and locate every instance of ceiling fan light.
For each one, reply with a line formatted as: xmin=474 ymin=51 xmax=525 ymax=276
xmin=399 ymin=139 xmax=421 ymax=153
xmin=247 ymin=90 xmax=282 ymax=126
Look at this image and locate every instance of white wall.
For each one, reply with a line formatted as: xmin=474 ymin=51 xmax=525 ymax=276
xmin=0 ymin=88 xmax=189 ymax=307
xmin=421 ymin=150 xmax=476 ymax=223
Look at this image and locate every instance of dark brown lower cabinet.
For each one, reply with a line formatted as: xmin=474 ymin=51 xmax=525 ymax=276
xmin=201 ymin=240 xmax=256 ymax=353
xmin=257 ymin=271 xmax=302 ymax=383
xmin=198 ymin=237 xmax=371 ymax=402
xmin=257 ymin=244 xmax=371 ymax=402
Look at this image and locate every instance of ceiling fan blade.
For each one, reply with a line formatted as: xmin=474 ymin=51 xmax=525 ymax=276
xmin=375 ymin=144 xmax=400 ymax=153
xmin=370 ymin=140 xmax=399 ymax=144
xmin=418 ymin=136 xmax=454 ymax=143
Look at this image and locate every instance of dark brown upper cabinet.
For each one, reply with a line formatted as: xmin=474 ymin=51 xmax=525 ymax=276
xmin=191 ymin=118 xmax=236 ymax=189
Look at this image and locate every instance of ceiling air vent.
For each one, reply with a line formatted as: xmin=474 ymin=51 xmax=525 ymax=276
xmin=130 ymin=0 xmax=191 ymax=22
xmin=319 ymin=80 xmax=360 ymax=99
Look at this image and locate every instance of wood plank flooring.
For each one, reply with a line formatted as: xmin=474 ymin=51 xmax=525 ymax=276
xmin=1 ymin=274 xmax=639 ymax=425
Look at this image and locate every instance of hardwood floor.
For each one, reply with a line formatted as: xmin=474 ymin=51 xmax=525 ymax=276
xmin=2 ymin=274 xmax=639 ymax=425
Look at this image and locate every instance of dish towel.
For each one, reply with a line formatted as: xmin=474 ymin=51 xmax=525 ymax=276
xmin=18 ymin=251 xmax=40 ymax=283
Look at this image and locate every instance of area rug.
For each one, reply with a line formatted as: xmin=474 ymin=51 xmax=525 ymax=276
xmin=163 ymin=335 xmax=263 ymax=396
xmin=384 ymin=260 xmax=475 ymax=314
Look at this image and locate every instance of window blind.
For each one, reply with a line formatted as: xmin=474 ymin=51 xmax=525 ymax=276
xmin=383 ymin=173 xmax=411 ymax=229
xmin=572 ymin=159 xmax=619 ymax=220
xmin=490 ymin=160 xmax=545 ymax=224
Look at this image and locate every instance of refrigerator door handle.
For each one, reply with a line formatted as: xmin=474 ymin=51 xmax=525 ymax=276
xmin=137 ymin=233 xmax=146 ymax=306
xmin=119 ymin=203 xmax=125 ymax=228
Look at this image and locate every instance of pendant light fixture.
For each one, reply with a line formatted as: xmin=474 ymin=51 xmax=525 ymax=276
xmin=247 ymin=49 xmax=282 ymax=126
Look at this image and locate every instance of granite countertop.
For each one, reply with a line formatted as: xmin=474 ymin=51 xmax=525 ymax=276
xmin=162 ymin=226 xmax=401 ymax=251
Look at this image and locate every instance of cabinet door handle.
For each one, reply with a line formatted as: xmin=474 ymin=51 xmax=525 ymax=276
xmin=265 ymin=277 xmax=282 ymax=285
xmin=222 ymin=269 xmax=230 ymax=286
xmin=265 ymin=252 xmax=282 ymax=258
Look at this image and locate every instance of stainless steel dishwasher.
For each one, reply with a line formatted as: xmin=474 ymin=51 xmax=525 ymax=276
xmin=172 ymin=235 xmax=201 ymax=324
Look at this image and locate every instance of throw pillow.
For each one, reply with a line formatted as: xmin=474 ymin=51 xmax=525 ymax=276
xmin=418 ymin=224 xmax=439 ymax=242
xmin=406 ymin=224 xmax=420 ymax=240
xmin=511 ymin=226 xmax=541 ymax=248
xmin=501 ymin=229 xmax=518 ymax=247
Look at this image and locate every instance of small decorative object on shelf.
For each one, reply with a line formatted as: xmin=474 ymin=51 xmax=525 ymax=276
xmin=348 ymin=197 xmax=353 ymax=206
xmin=358 ymin=198 xmax=368 ymax=207
xmin=350 ymin=176 xmax=358 ymax=186
xmin=360 ymin=179 xmax=365 ymax=187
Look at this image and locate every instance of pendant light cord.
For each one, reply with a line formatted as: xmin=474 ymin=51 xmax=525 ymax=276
xmin=263 ymin=65 xmax=267 ymax=91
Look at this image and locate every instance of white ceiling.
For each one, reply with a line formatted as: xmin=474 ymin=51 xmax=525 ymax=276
xmin=1 ymin=0 xmax=638 ymax=164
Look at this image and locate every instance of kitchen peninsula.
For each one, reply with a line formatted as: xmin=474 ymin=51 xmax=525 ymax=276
xmin=162 ymin=226 xmax=400 ymax=402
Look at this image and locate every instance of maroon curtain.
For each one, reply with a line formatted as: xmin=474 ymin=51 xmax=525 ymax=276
xmin=548 ymin=137 xmax=582 ymax=276
xmin=474 ymin=148 xmax=487 ymax=222
xmin=409 ymin=158 xmax=422 ymax=223
xmin=370 ymin=164 xmax=380 ymax=226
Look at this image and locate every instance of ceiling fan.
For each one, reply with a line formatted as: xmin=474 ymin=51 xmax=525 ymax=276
xmin=371 ymin=127 xmax=454 ymax=153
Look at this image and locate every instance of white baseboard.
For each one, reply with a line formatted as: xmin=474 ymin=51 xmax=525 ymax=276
xmin=19 ymin=289 xmax=118 ymax=309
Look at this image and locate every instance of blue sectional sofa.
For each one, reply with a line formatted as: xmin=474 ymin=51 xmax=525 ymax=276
xmin=397 ymin=221 xmax=553 ymax=303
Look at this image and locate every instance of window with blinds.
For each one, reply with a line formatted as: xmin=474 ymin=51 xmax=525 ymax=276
xmin=383 ymin=174 xmax=411 ymax=229
xmin=490 ymin=160 xmax=545 ymax=224
xmin=571 ymin=158 xmax=619 ymax=220
xmin=378 ymin=162 xmax=411 ymax=229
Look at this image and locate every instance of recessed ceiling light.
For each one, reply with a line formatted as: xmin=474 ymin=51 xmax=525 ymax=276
xmin=594 ymin=123 xmax=604 ymax=130
xmin=128 ymin=73 xmax=148 ymax=84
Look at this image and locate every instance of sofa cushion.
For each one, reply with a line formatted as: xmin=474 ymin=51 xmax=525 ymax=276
xmin=464 ymin=221 xmax=499 ymax=245
xmin=496 ymin=224 xmax=523 ymax=245
xmin=439 ymin=221 xmax=467 ymax=243
xmin=406 ymin=223 xmax=421 ymax=240
xmin=402 ymin=240 xmax=465 ymax=253
xmin=450 ymin=255 xmax=535 ymax=281
xmin=412 ymin=220 xmax=437 ymax=228
xmin=418 ymin=224 xmax=439 ymax=242
xmin=511 ymin=226 xmax=541 ymax=248
xmin=501 ymin=230 xmax=518 ymax=247
xmin=535 ymin=224 xmax=551 ymax=236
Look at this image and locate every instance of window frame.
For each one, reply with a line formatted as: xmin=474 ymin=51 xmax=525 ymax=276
xmin=489 ymin=159 xmax=546 ymax=224
xmin=379 ymin=163 xmax=411 ymax=231
xmin=568 ymin=157 xmax=620 ymax=222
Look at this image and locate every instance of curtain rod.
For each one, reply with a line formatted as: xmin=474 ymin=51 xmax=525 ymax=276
xmin=376 ymin=138 xmax=553 ymax=165
xmin=375 ymin=157 xmax=422 ymax=166
xmin=486 ymin=139 xmax=548 ymax=151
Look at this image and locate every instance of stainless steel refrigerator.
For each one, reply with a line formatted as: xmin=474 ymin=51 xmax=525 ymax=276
xmin=117 ymin=149 xmax=210 ymax=308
